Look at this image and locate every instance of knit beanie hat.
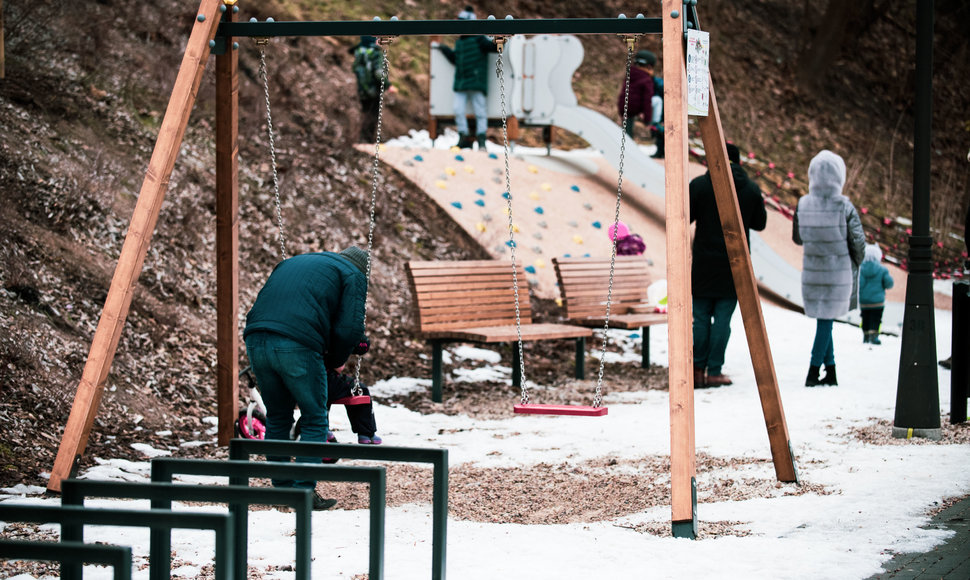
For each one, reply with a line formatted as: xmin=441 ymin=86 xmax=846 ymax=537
xmin=339 ymin=246 xmax=369 ymax=275
xmin=457 ymin=6 xmax=476 ymax=20
xmin=635 ymin=50 xmax=657 ymax=66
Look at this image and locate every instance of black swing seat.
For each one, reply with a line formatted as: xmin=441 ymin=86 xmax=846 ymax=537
xmin=513 ymin=403 xmax=608 ymax=417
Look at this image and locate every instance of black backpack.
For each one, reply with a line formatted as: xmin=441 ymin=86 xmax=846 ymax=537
xmin=353 ymin=45 xmax=384 ymax=99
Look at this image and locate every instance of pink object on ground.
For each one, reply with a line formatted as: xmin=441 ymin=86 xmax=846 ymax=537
xmin=607 ymin=221 xmax=630 ymax=242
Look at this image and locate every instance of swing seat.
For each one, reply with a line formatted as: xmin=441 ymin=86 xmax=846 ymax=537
xmin=331 ymin=395 xmax=371 ymax=406
xmin=513 ymin=403 xmax=608 ymax=417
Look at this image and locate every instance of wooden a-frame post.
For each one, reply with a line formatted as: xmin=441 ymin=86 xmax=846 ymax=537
xmin=47 ymin=0 xmax=225 ymax=493
xmin=662 ymin=0 xmax=797 ymax=538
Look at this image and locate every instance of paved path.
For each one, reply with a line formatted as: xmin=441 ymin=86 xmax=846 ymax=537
xmin=867 ymin=494 xmax=970 ymax=579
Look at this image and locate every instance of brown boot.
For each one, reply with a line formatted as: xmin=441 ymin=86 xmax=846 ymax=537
xmin=705 ymin=373 xmax=733 ymax=386
xmin=693 ymin=366 xmax=706 ymax=389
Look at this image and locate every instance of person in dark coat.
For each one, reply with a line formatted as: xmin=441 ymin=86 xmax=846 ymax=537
xmin=793 ymin=150 xmax=866 ymax=387
xmin=243 ymin=246 xmax=369 ymax=509
xmin=690 ymin=143 xmax=767 ymax=387
xmin=432 ymin=6 xmax=498 ymax=149
xmin=617 ymin=50 xmax=655 ymax=141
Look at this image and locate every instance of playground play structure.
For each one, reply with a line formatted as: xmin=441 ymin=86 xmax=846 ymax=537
xmin=430 ymin=32 xmax=823 ymax=321
xmin=45 ymin=0 xmax=799 ymax=547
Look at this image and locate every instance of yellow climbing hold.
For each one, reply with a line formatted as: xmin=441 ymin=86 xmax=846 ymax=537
xmin=435 ymin=180 xmax=448 ymax=189
xmin=464 ymin=166 xmax=475 ymax=174
xmin=512 ymin=224 xmax=520 ymax=233
xmin=445 ymin=167 xmax=457 ymax=176
xmin=527 ymin=164 xmax=539 ymax=174
xmin=528 ymin=191 xmax=540 ymax=200
xmin=555 ymin=297 xmax=562 ymax=307
xmin=535 ymin=258 xmax=546 ymax=269
xmin=476 ymin=222 xmax=487 ymax=232
xmin=572 ymin=235 xmax=584 ymax=244
xmin=541 ymin=183 xmax=552 ymax=191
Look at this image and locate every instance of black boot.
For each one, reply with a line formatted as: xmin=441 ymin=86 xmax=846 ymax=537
xmin=870 ymin=332 xmax=881 ymax=345
xmin=457 ymin=132 xmax=473 ymax=149
xmin=476 ymin=133 xmax=487 ymax=149
xmin=805 ymin=365 xmax=822 ymax=387
xmin=820 ymin=365 xmax=838 ymax=386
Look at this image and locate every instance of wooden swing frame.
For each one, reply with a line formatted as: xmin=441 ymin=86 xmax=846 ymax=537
xmin=47 ymin=0 xmax=798 ymax=540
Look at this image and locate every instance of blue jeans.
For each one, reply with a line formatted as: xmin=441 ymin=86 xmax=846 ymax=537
xmin=245 ymin=332 xmax=330 ymax=489
xmin=453 ymin=90 xmax=488 ymax=135
xmin=810 ymin=319 xmax=836 ymax=367
xmin=693 ymin=297 xmax=737 ymax=375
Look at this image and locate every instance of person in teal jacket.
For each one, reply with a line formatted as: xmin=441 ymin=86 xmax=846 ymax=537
xmin=243 ymin=246 xmax=369 ymax=509
xmin=432 ymin=6 xmax=497 ymax=149
xmin=858 ymin=243 xmax=894 ymax=345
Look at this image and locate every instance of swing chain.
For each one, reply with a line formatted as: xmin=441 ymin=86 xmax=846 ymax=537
xmin=591 ymin=40 xmax=637 ymax=408
xmin=495 ymin=38 xmax=529 ymax=404
xmin=257 ymin=43 xmax=287 ymax=261
xmin=352 ymin=40 xmax=392 ymax=397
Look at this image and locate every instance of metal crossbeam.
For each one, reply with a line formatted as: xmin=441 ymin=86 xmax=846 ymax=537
xmin=217 ymin=17 xmax=661 ymax=39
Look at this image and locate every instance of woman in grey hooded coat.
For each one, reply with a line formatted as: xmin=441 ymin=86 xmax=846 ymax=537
xmin=793 ymin=150 xmax=866 ymax=386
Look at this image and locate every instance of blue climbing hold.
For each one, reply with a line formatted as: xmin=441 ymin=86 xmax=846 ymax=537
xmin=534 ymin=207 xmax=544 ymax=214
xmin=475 ymin=188 xmax=486 ymax=196
xmin=474 ymin=199 xmax=485 ymax=207
xmin=455 ymin=155 xmax=465 ymax=162
xmin=592 ymin=221 xmax=602 ymax=229
xmin=629 ymin=333 xmax=641 ymax=340
xmin=451 ymin=202 xmax=463 ymax=209
xmin=525 ymin=266 xmax=537 ymax=274
xmin=488 ymin=153 xmax=498 ymax=159
xmin=414 ymin=155 xmax=424 ymax=162
xmin=505 ymin=240 xmax=516 ymax=248
xmin=583 ymin=253 xmax=591 ymax=257
xmin=502 ymin=192 xmax=511 ymax=199
xmin=571 ymin=185 xmax=581 ymax=192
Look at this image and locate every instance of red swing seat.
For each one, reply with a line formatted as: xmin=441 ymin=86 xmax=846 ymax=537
xmin=513 ymin=403 xmax=608 ymax=417
xmin=331 ymin=395 xmax=371 ymax=406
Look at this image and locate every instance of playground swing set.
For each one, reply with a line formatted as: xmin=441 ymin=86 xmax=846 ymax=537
xmin=48 ymin=0 xmax=798 ymax=539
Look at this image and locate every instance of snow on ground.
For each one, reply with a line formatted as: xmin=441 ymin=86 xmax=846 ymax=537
xmin=2 ymin=300 xmax=967 ymax=579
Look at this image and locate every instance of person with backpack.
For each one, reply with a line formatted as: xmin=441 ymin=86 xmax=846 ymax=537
xmin=350 ymin=36 xmax=395 ymax=143
xmin=431 ymin=6 xmax=498 ymax=149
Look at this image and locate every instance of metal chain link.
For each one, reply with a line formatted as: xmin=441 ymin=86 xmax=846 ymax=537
xmin=494 ymin=38 xmax=530 ymax=405
xmin=592 ymin=40 xmax=637 ymax=408
xmin=353 ymin=38 xmax=393 ymax=396
xmin=257 ymin=44 xmax=287 ymax=262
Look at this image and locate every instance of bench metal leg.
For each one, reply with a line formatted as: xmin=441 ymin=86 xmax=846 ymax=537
xmin=641 ymin=326 xmax=651 ymax=368
xmin=575 ymin=337 xmax=586 ymax=379
xmin=432 ymin=341 xmax=444 ymax=403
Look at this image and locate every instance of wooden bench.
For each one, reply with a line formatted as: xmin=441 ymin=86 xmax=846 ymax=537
xmin=405 ymin=260 xmax=594 ymax=402
xmin=552 ymin=256 xmax=668 ymax=368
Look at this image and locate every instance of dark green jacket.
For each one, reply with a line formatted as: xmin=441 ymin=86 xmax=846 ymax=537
xmin=244 ymin=252 xmax=367 ymax=369
xmin=439 ymin=35 xmax=497 ymax=93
